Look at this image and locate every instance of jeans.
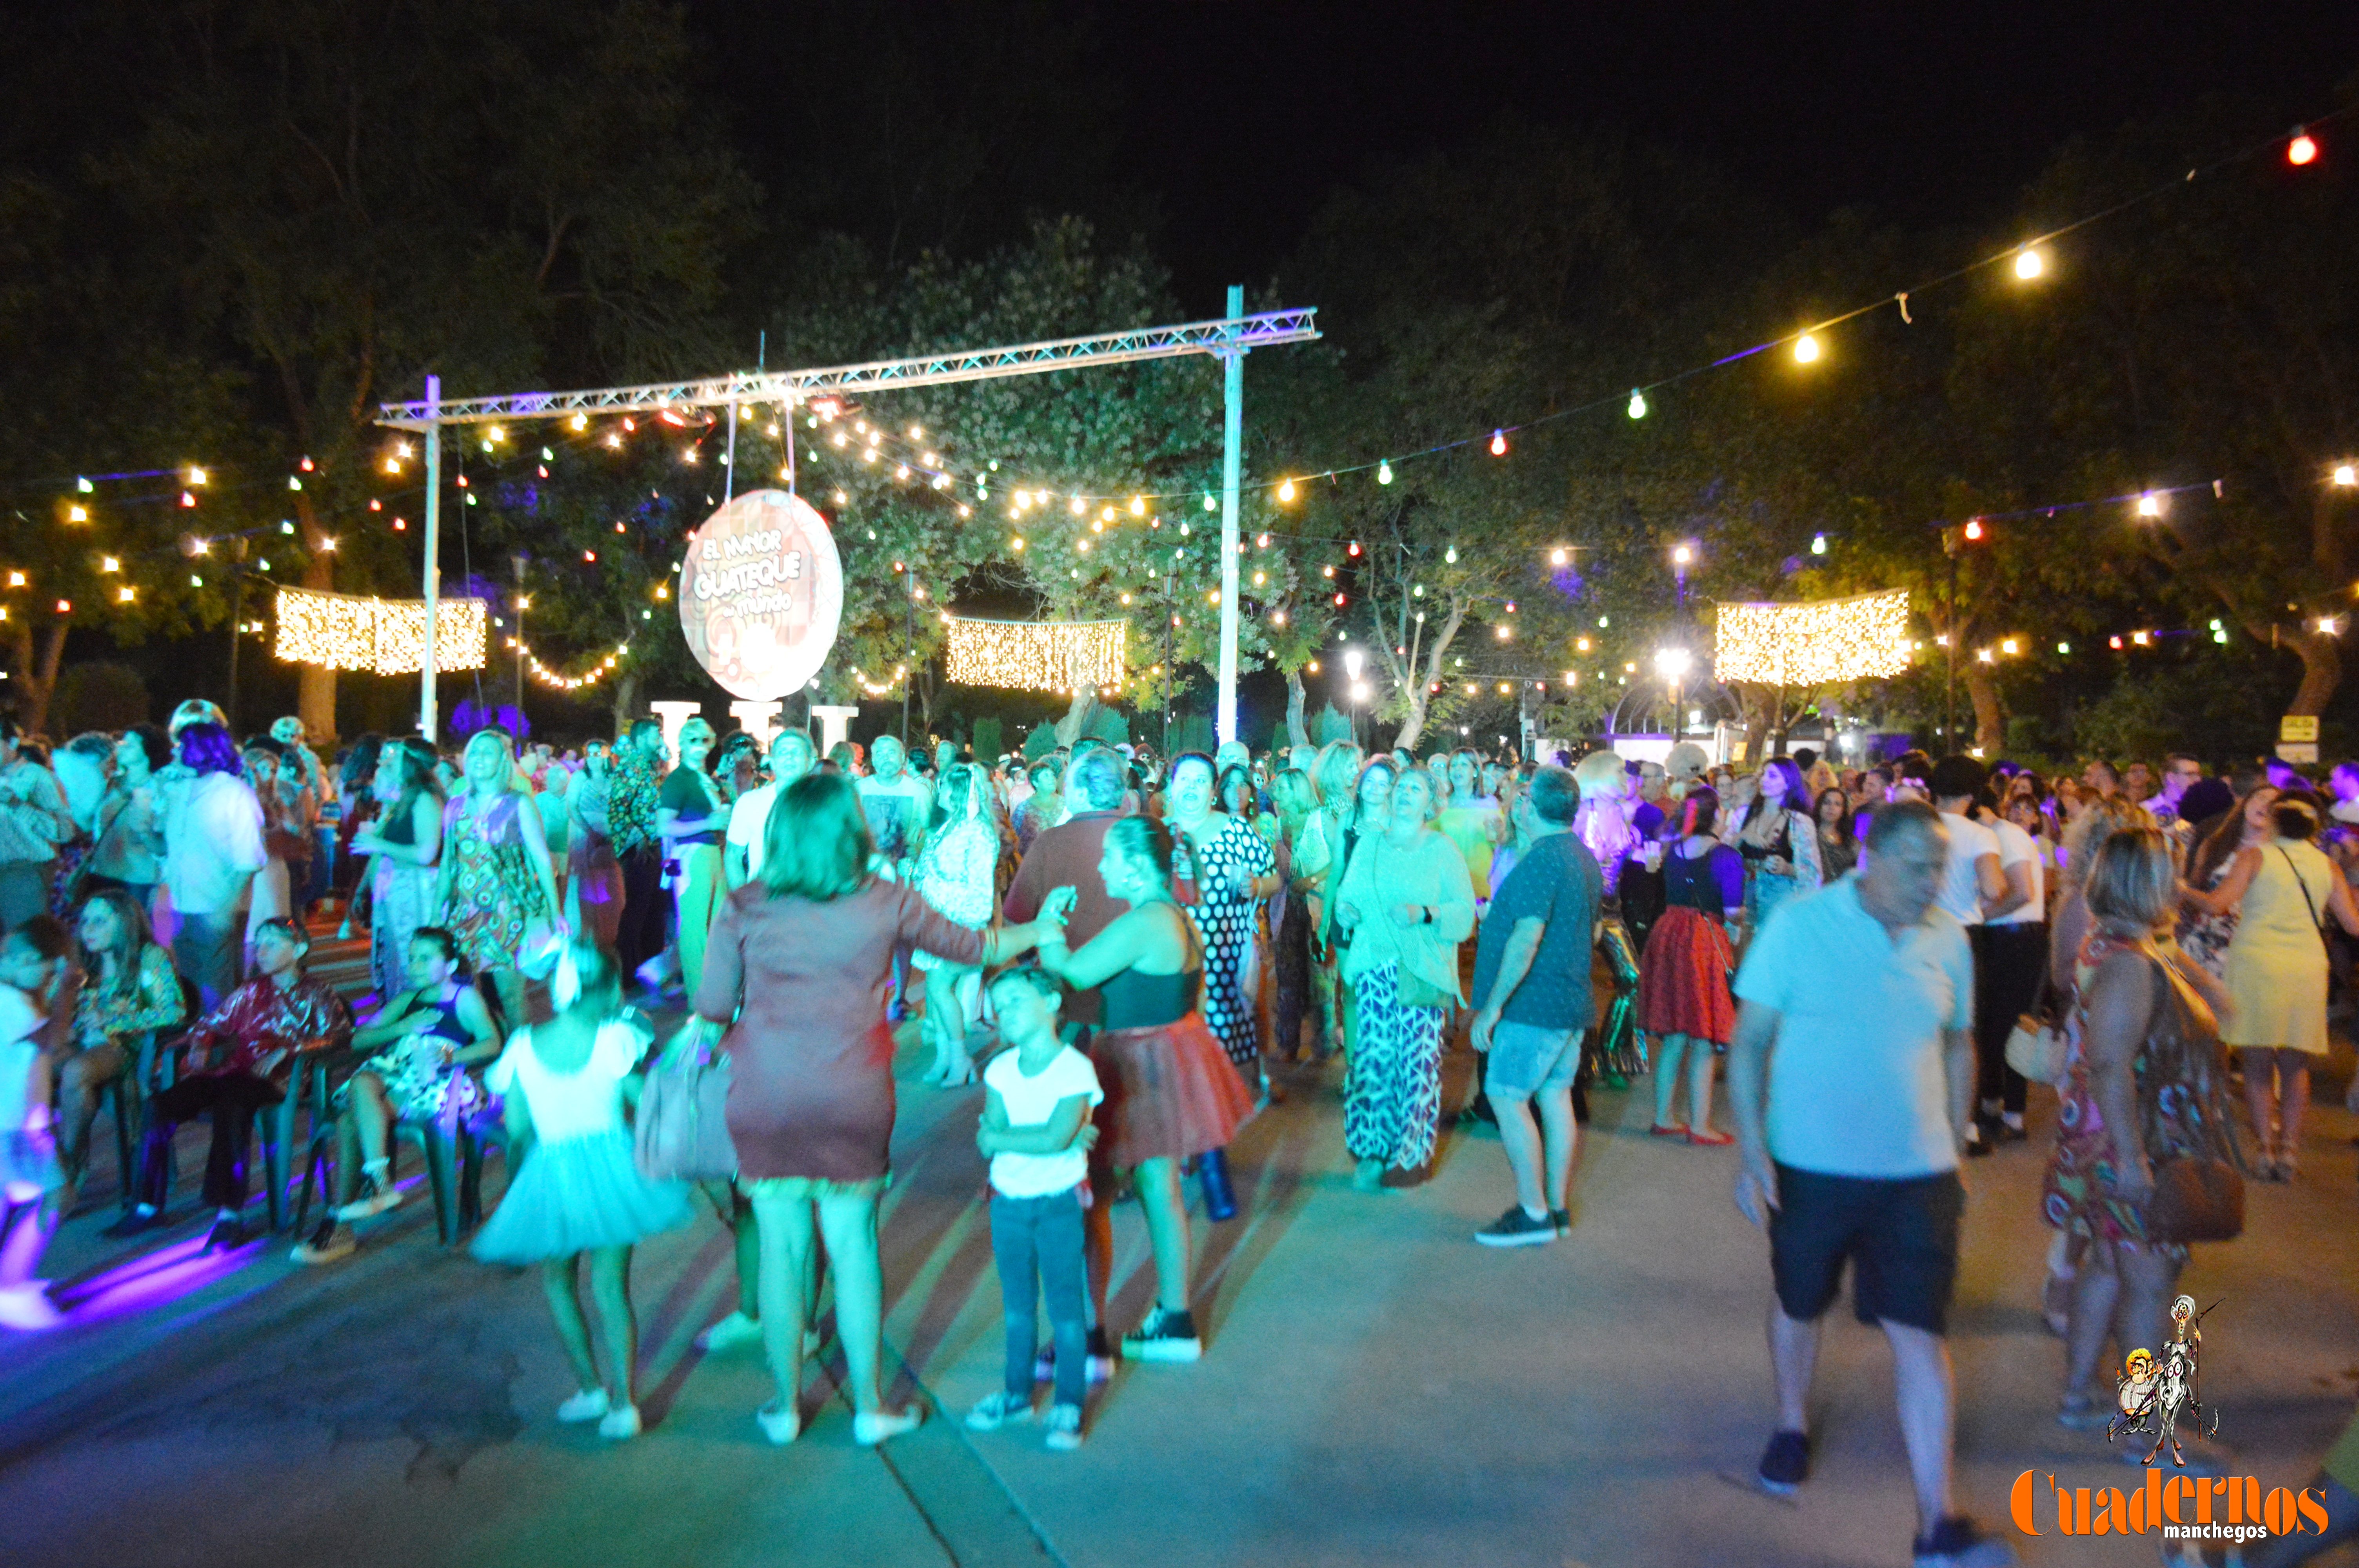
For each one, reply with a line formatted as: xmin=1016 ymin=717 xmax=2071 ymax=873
xmin=990 ymin=1185 xmax=1089 ymax=1409
xmin=173 ymin=907 xmax=246 ymax=1012
xmin=1972 ymin=922 xmax=2048 ymax=1117
xmin=616 ymin=844 xmax=667 ymax=982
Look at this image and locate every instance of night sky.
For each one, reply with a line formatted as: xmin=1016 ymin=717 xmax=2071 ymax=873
xmin=994 ymin=0 xmax=2357 ymax=309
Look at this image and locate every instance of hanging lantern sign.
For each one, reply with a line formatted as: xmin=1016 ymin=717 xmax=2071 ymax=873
xmin=678 ymin=488 xmax=842 ymax=700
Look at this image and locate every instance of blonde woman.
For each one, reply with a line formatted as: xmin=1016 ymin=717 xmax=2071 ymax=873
xmin=436 ymin=729 xmax=562 ymax=1031
xmin=910 ymin=763 xmax=999 ymax=1086
xmin=1334 ymin=767 xmax=1475 ymax=1190
xmin=657 ymin=717 xmax=731 ymax=997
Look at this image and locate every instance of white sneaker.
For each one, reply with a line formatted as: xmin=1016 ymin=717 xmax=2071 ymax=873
xmin=964 ymin=1390 xmax=1034 ymax=1431
xmin=1043 ymin=1403 xmax=1082 ymax=1452
xmin=334 ymin=1183 xmax=403 ymax=1222
xmin=852 ymin=1406 xmax=923 ymax=1446
xmin=597 ymin=1404 xmax=642 ymax=1441
xmin=555 ymin=1387 xmax=611 ymax=1423
xmin=695 ymin=1309 xmax=763 ymax=1351
xmin=0 ymin=1283 xmax=61 ymax=1331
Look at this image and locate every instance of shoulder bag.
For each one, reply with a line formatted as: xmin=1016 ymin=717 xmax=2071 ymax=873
xmin=2003 ymin=977 xmax=2069 ymax=1085
xmin=634 ymin=1034 xmax=738 ymax=1183
xmin=2279 ymin=845 xmax=2334 ymax=956
xmin=2138 ymin=951 xmax=2245 ymax=1245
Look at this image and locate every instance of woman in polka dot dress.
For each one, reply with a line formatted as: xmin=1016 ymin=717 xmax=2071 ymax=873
xmin=1164 ymin=754 xmax=1280 ymax=1090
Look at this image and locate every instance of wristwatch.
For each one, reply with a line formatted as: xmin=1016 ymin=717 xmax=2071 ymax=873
xmin=1420 ymin=905 xmax=1433 ymax=925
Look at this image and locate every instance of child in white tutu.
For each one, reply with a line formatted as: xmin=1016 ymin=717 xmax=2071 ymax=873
xmin=471 ymin=937 xmax=691 ymax=1439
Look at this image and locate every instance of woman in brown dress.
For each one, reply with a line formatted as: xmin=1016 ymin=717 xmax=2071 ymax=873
xmin=686 ymin=772 xmax=1056 ymax=1448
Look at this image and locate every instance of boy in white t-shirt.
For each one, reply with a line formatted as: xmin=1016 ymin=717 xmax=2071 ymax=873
xmin=965 ymin=967 xmax=1101 ymax=1452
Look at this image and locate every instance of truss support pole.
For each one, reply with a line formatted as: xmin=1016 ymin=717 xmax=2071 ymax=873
xmin=1217 ymin=284 xmax=1244 ymax=746
xmin=420 ymin=373 xmax=442 ymax=742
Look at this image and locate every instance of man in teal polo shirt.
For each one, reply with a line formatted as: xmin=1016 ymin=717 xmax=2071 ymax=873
xmin=1727 ymin=800 xmax=2013 ymax=1568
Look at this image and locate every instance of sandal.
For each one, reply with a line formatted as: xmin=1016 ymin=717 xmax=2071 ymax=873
xmin=1686 ymin=1128 xmax=1735 ymax=1147
xmin=1648 ymin=1123 xmax=1690 ymax=1138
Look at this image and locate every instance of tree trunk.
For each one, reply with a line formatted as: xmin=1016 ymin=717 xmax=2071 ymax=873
xmin=292 ymin=491 xmax=338 ymax=739
xmin=1960 ymin=658 xmax=2007 ymax=755
xmin=2284 ymin=627 xmax=2341 ymax=718
xmin=1053 ymin=687 xmax=1099 ymax=746
xmin=609 ymin=670 xmax=642 ymax=739
xmin=1284 ymin=668 xmax=1309 ymax=751
xmin=5 ymin=622 xmax=68 ymax=736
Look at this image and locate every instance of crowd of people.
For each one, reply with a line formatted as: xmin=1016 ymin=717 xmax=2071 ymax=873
xmin=6 ymin=700 xmax=2359 ymax=1563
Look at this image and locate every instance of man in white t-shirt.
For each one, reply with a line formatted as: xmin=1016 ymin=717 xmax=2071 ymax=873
xmin=1728 ymin=802 xmax=2008 ymax=1568
xmin=1927 ymin=757 xmax=2023 ymax=1160
xmin=724 ymin=728 xmax=817 ymax=889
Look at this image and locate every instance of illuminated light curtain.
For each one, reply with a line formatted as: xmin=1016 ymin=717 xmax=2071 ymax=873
xmin=1712 ymin=588 xmax=1912 ymax=686
xmin=943 ymin=615 xmax=1126 ymax=691
xmin=273 ymin=586 xmax=489 ymax=675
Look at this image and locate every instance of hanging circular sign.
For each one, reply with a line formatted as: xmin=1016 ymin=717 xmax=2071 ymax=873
xmin=678 ymin=488 xmax=843 ymax=700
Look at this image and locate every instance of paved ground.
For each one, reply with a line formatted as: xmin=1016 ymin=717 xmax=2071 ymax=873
xmin=5 ymin=961 xmax=2359 ymax=1567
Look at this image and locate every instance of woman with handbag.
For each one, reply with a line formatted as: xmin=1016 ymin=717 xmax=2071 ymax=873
xmin=436 ymin=729 xmax=563 ymax=1036
xmin=683 ymin=772 xmax=1056 ymax=1448
xmin=2180 ymin=794 xmax=2359 ymax=1180
xmin=1334 ymin=766 xmax=1475 ymax=1192
xmin=2046 ymin=828 xmax=2243 ymax=1434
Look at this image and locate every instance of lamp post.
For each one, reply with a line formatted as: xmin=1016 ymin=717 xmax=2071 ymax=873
xmin=511 ymin=553 xmax=528 ymax=720
xmin=1654 ymin=645 xmax=1691 ymax=736
xmin=1671 ymin=543 xmax=1694 ymax=609
xmin=1343 ymin=645 xmax=1367 ymax=748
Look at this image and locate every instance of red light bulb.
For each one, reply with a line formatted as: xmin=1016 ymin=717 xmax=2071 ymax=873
xmin=2289 ymin=132 xmax=2319 ymax=167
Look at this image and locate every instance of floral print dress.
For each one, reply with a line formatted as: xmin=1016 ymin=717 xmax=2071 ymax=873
xmin=1175 ymin=816 xmax=1276 ymax=1069
xmin=442 ymin=792 xmax=549 ymax=974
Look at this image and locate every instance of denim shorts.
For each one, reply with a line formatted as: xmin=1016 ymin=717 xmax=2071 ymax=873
xmin=1485 ymin=1021 xmax=1583 ymax=1096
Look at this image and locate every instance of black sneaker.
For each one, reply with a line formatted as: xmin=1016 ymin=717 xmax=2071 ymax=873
xmin=101 ymin=1205 xmax=161 ymax=1240
xmin=1550 ymin=1207 xmax=1571 ymax=1237
xmin=1911 ymin=1514 xmax=2015 ymax=1567
xmin=1474 ymin=1205 xmax=1558 ymax=1247
xmin=1756 ymin=1428 xmax=1810 ymax=1495
xmin=204 ymin=1215 xmax=247 ymax=1252
xmin=1121 ymin=1308 xmax=1202 ymax=1363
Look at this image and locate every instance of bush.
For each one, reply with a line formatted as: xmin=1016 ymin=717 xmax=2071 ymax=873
xmin=1311 ymin=702 xmax=1353 ymax=747
xmin=1021 ymin=724 xmax=1060 ymax=762
xmin=49 ymin=661 xmax=148 ymax=736
xmin=972 ymin=716 xmax=1004 ymax=760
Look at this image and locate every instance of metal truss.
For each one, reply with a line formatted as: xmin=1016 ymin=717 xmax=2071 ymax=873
xmin=377 ymin=309 xmax=1320 ymax=429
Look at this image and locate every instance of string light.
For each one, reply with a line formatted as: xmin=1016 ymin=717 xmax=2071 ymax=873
xmin=2013 ymin=247 xmax=2046 ymax=280
xmin=2136 ymin=493 xmax=2164 ymax=518
xmin=1627 ymin=390 xmax=1647 ymax=419
xmin=943 ymin=616 xmax=1126 ymax=690
xmin=2289 ymin=130 xmax=2319 ymax=166
xmin=1278 ymin=477 xmax=1297 ymax=502
xmin=273 ymin=586 xmax=487 ymax=675
xmin=1811 ymin=532 xmax=1828 ymax=555
xmin=1714 ymin=588 xmax=1913 ymax=686
xmin=1377 ymin=460 xmax=1393 ymax=485
xmin=1489 ymin=430 xmax=1507 ymax=456
xmin=2334 ymin=464 xmax=2356 ymax=487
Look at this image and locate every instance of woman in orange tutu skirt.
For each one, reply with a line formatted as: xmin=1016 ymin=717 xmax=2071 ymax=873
xmin=1036 ymin=815 xmax=1250 ymax=1364
xmin=1636 ymin=788 xmax=1747 ymax=1144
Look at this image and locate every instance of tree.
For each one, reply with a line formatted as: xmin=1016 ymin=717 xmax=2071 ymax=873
xmin=108 ymin=0 xmax=751 ymax=736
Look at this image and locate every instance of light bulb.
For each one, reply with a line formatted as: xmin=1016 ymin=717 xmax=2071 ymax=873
xmin=1811 ymin=532 xmax=1828 ymax=554
xmin=1445 ymin=545 xmax=1457 ymax=563
xmin=1131 ymin=495 xmax=1146 ymax=516
xmin=1627 ymin=389 xmax=1647 ymax=419
xmin=2013 ymin=247 xmax=2045 ymax=280
xmin=1203 ymin=492 xmax=1217 ymax=512
xmin=1489 ymin=430 xmax=1507 ymax=456
xmin=1377 ymin=460 xmax=1393 ymax=485
xmin=1550 ymin=547 xmax=1568 ymax=566
xmin=2334 ymin=464 xmax=2356 ymax=487
xmin=1278 ymin=477 xmax=1297 ymax=502
xmin=1792 ymin=333 xmax=1821 ymax=364
xmin=1963 ymin=518 xmax=1985 ymax=541
xmin=2289 ymin=131 xmax=2318 ymax=166
xmin=2136 ymin=493 xmax=2163 ymax=518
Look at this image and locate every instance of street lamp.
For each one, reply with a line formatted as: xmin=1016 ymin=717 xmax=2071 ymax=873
xmin=1671 ymin=542 xmax=1695 ymax=607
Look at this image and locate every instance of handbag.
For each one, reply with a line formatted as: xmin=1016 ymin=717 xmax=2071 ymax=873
xmin=2279 ymin=846 xmax=2333 ymax=956
xmin=2136 ymin=953 xmax=2245 ymax=1245
xmin=1396 ymin=965 xmax=1457 ymax=1010
xmin=634 ymin=1039 xmax=738 ymax=1183
xmin=2004 ymin=1010 xmax=2069 ymax=1086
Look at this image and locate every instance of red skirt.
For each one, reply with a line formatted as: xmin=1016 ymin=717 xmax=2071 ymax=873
xmin=1093 ymin=1012 xmax=1254 ymax=1167
xmin=1636 ymin=906 xmax=1736 ymax=1044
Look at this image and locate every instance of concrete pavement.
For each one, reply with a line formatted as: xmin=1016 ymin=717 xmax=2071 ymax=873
xmin=5 ymin=1020 xmax=2359 ymax=1567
